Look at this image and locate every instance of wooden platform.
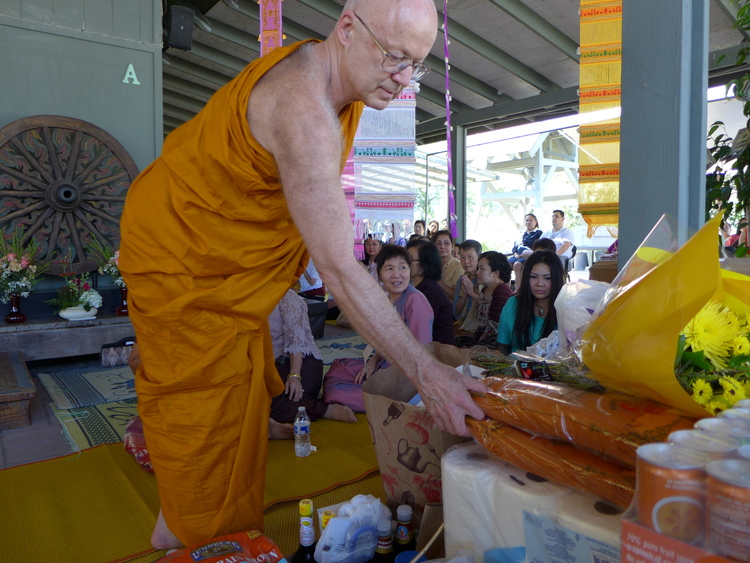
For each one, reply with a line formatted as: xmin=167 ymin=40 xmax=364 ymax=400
xmin=0 ymin=314 xmax=134 ymax=361
xmin=0 ymin=352 xmax=36 ymax=430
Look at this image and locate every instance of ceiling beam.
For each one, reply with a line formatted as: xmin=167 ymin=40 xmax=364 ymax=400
xmin=442 ymin=15 xmax=560 ymax=93
xmin=164 ymin=102 xmax=198 ymax=122
xmin=488 ymin=0 xmax=579 ymax=62
xmin=163 ymin=55 xmax=232 ymax=87
xmin=187 ymin=40 xmax=250 ymax=73
xmin=164 ymin=90 xmax=208 ymax=114
xmin=163 ymin=74 xmax=217 ymax=100
xmin=201 ymin=15 xmax=262 ymax=50
xmin=415 ymin=108 xmax=433 ymax=122
xmin=712 ymin=0 xmax=750 ymax=41
xmin=418 ymin=84 xmax=472 ymax=114
xmin=416 ymin=86 xmax=579 ymax=138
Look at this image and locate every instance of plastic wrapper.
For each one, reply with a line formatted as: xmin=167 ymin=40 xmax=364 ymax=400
xmin=472 ymin=376 xmax=697 ymax=468
xmin=554 ymin=280 xmax=609 ymax=355
xmin=467 ymin=417 xmax=636 ymax=508
xmin=580 ymin=214 xmax=750 ymax=417
xmin=314 ymin=494 xmax=391 ymax=563
xmin=123 ymin=415 xmax=153 ymax=472
xmin=155 ymin=530 xmax=285 ymax=562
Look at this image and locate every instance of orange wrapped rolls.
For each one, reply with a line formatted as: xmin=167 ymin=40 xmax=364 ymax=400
xmin=467 ymin=417 xmax=636 ymax=508
xmin=472 ymin=377 xmax=698 ymax=468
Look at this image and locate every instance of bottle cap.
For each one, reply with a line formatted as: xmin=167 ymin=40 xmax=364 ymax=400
xmin=299 ymin=498 xmax=313 ymax=517
xmin=396 ymin=504 xmax=412 ymax=522
xmin=377 ymin=518 xmax=392 ymax=535
xmin=298 ymin=406 xmax=305 ymax=412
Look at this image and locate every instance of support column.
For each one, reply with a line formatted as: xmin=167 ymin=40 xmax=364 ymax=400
xmin=451 ymin=123 xmax=467 ymax=241
xmin=618 ymin=0 xmax=708 ymax=266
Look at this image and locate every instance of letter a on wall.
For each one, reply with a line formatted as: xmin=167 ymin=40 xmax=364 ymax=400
xmin=122 ymin=64 xmax=141 ymax=85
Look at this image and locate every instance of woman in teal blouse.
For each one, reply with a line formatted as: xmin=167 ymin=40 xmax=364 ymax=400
xmin=497 ymin=250 xmax=565 ymax=354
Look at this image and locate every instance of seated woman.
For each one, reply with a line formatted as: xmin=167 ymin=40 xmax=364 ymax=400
xmin=508 ymin=214 xmax=542 ymax=264
xmin=361 ymin=235 xmax=382 ymax=280
xmin=269 ymin=289 xmax=356 ymax=437
xmin=406 ymin=238 xmax=455 ymax=345
xmin=323 ymin=245 xmax=434 ymax=412
xmin=471 ymin=251 xmax=513 ymax=347
xmin=497 ymin=250 xmax=565 ymax=354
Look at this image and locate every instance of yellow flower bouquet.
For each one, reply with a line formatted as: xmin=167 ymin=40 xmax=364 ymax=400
xmin=581 ymin=214 xmax=750 ymax=417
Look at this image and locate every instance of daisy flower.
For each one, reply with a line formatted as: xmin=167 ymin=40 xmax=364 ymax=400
xmin=734 ymin=335 xmax=750 ymax=357
xmin=720 ymin=376 xmax=746 ymax=404
xmin=691 ymin=379 xmax=713 ymax=406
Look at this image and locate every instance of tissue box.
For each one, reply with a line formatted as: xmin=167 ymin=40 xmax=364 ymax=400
xmin=443 ymin=442 xmax=623 ymax=563
xmin=621 ymin=511 xmax=732 ymax=563
xmin=361 ymin=342 xmax=469 ymax=523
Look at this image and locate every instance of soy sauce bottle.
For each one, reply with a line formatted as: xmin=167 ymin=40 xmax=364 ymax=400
xmin=291 ymin=499 xmax=316 ymax=562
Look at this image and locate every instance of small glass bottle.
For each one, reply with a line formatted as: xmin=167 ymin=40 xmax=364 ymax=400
xmin=392 ymin=504 xmax=416 ymax=554
xmin=370 ymin=517 xmax=395 ymax=562
xmin=291 ymin=499 xmax=316 ymax=562
xmin=294 ymin=406 xmax=311 ymax=457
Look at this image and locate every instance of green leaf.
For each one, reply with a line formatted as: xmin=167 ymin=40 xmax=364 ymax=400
xmin=729 ymin=354 xmax=750 ymax=368
xmin=736 ymin=244 xmax=749 ymax=258
xmin=675 ymin=334 xmax=687 ymax=369
xmin=681 ymin=349 xmax=713 ymax=371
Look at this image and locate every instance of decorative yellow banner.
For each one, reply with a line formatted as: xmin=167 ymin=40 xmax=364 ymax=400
xmin=578 ymin=0 xmax=621 ymax=237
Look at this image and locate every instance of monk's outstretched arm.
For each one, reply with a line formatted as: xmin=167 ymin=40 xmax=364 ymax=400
xmin=251 ymin=89 xmax=486 ymax=437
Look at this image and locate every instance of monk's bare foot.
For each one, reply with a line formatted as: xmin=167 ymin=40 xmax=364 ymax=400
xmin=324 ymin=404 xmax=357 ymax=423
xmin=151 ymin=508 xmax=183 ymax=550
xmin=268 ymin=418 xmax=294 ymax=440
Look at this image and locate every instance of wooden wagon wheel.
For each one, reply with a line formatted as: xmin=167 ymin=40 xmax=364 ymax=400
xmin=0 ymin=115 xmax=139 ymax=275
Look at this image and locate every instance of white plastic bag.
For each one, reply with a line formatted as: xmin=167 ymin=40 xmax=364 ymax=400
xmin=554 ymin=280 xmax=609 ymax=354
xmin=314 ymin=494 xmax=391 ymax=563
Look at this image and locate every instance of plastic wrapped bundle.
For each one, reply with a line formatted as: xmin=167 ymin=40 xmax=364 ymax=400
xmin=467 ymin=417 xmax=636 ymax=508
xmin=473 ymin=376 xmax=697 ymax=468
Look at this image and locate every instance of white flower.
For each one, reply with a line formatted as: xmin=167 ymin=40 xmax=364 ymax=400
xmin=81 ymin=289 xmax=103 ymax=309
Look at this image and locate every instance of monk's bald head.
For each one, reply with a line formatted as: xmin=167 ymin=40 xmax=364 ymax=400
xmin=342 ymin=0 xmax=438 ymax=38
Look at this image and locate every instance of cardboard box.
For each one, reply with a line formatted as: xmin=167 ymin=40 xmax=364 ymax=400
xmin=361 ymin=342 xmax=470 ymax=524
xmin=621 ymin=508 xmax=732 ymax=563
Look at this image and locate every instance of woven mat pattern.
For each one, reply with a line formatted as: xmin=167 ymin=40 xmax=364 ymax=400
xmin=52 ymin=399 xmax=139 ymax=451
xmin=315 ymin=334 xmax=367 ymax=366
xmin=39 ymin=364 xmax=136 ymax=409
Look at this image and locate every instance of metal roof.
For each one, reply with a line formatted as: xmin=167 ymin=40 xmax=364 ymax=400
xmin=162 ymin=0 xmax=748 ymax=144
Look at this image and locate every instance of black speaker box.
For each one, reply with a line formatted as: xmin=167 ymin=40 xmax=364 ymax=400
xmin=166 ymin=6 xmax=194 ymax=51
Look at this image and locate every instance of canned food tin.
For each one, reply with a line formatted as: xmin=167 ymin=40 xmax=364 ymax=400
xmin=636 ymin=443 xmax=709 ymax=544
xmin=668 ymin=429 xmax=740 ymax=460
xmin=706 ymin=460 xmax=750 ymax=561
xmin=695 ymin=417 xmax=750 ymax=445
xmin=321 ymin=510 xmax=336 ymax=530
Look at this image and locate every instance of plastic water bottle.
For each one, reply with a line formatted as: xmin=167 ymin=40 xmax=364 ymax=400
xmin=294 ymin=406 xmax=311 ymax=457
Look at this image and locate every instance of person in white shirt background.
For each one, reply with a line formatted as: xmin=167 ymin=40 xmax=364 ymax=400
xmin=514 ymin=210 xmax=575 ymax=281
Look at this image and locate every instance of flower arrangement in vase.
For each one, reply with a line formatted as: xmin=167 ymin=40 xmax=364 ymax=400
xmin=46 ymin=267 xmax=103 ymax=321
xmin=86 ymin=236 xmax=127 ymax=315
xmin=0 ymin=229 xmax=48 ymax=323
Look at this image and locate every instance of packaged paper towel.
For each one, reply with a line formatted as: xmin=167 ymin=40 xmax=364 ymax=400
xmin=442 ymin=443 xmax=623 ymax=563
xmin=442 ymin=442 xmax=573 ymax=562
xmin=557 ymin=491 xmax=623 ymax=547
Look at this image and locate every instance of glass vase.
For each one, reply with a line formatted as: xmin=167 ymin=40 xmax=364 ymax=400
xmin=116 ymin=287 xmax=129 ymax=316
xmin=5 ymin=293 xmax=26 ymax=324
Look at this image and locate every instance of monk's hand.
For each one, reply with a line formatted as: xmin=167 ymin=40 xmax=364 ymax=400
xmin=285 ymin=377 xmax=303 ymax=402
xmin=416 ymin=360 xmax=488 ymax=437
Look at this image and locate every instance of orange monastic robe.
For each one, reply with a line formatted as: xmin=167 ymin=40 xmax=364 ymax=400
xmin=119 ymin=40 xmax=363 ymax=546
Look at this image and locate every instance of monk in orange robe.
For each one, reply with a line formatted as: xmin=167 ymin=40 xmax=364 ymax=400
xmin=120 ymin=0 xmax=487 ymax=550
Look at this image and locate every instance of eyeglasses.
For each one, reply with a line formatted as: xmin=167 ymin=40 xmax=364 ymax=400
xmin=353 ymin=13 xmax=430 ymax=81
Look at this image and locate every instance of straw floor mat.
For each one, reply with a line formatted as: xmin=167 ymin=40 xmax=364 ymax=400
xmin=52 ymin=398 xmax=139 ymax=451
xmin=39 ymin=364 xmax=136 ymax=409
xmin=0 ymin=415 xmax=379 ymax=562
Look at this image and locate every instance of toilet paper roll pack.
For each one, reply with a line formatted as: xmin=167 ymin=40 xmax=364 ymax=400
xmin=556 ymin=491 xmax=624 ymax=547
xmin=442 ymin=442 xmax=574 ymax=562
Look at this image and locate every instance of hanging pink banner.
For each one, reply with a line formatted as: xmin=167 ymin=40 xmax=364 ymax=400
xmin=259 ymin=0 xmax=283 ymax=55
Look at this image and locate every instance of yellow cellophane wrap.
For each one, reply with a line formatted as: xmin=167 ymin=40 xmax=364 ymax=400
xmin=581 ymin=214 xmax=750 ymax=417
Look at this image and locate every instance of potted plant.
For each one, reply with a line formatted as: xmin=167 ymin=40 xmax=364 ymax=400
xmin=86 ymin=236 xmax=127 ymax=315
xmin=46 ymin=271 xmax=103 ymax=321
xmin=706 ymin=0 xmax=750 ymax=265
xmin=0 ymin=229 xmax=48 ymax=323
